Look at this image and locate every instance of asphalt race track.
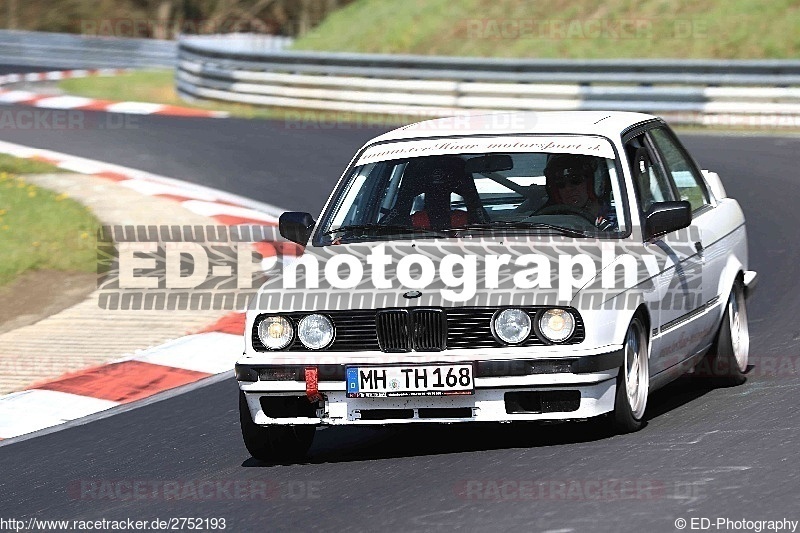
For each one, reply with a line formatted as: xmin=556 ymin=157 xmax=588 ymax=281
xmin=0 ymin=103 xmax=380 ymax=214
xmin=0 ymin=66 xmax=798 ymax=531
xmin=0 ymin=65 xmax=59 ymax=74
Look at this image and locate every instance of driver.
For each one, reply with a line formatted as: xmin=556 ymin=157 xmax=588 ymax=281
xmin=543 ymin=154 xmax=616 ymax=231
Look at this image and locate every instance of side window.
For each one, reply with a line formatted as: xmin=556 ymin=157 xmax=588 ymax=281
xmin=625 ymin=135 xmax=675 ymax=213
xmin=648 ymin=128 xmax=709 ymax=211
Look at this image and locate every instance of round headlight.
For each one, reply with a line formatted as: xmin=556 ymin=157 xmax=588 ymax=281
xmin=493 ymin=308 xmax=532 ymax=344
xmin=539 ymin=309 xmax=575 ymax=343
xmin=298 ymin=314 xmax=334 ymax=350
xmin=257 ymin=316 xmax=294 ymax=350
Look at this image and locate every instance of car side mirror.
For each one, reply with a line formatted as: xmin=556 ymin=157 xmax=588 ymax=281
xmin=279 ymin=211 xmax=315 ymax=245
xmin=644 ymin=201 xmax=691 ymax=241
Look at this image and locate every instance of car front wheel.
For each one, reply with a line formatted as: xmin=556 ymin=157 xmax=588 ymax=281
xmin=610 ymin=316 xmax=650 ymax=433
xmin=701 ymin=282 xmax=749 ymax=386
xmin=239 ymin=391 xmax=316 ymax=462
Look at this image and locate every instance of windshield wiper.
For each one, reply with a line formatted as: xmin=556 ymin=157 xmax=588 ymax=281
xmin=452 ymin=221 xmax=591 ymax=238
xmin=324 ymin=223 xmax=446 ymax=237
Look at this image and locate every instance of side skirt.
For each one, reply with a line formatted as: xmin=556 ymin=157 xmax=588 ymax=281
xmin=649 ymin=343 xmax=711 ymax=392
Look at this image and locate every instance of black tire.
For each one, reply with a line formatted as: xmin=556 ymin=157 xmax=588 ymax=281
xmin=610 ymin=316 xmax=650 ymax=434
xmin=699 ymin=282 xmax=749 ymax=387
xmin=239 ymin=391 xmax=316 ymax=462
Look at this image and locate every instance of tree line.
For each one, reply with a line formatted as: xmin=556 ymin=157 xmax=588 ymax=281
xmin=2 ymin=0 xmax=353 ymax=39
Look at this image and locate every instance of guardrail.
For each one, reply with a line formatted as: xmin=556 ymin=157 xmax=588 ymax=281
xmin=177 ymin=34 xmax=800 ymax=126
xmin=0 ymin=30 xmax=176 ymax=69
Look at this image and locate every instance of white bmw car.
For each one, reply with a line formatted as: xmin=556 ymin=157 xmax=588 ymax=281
xmin=236 ymin=111 xmax=755 ymax=461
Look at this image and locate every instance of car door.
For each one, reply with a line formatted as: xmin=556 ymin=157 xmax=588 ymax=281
xmin=624 ymin=131 xmax=705 ymax=376
xmin=646 ymin=126 xmax=724 ymax=370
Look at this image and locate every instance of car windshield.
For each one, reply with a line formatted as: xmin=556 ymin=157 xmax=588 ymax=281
xmin=316 ymin=135 xmax=627 ymax=244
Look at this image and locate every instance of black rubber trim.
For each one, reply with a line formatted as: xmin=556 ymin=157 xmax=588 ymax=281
xmin=234 ymin=363 xmax=258 ymax=382
xmin=620 ymin=118 xmax=662 ymax=144
xmin=358 ymin=409 xmax=414 ymax=420
xmin=504 ymin=390 xmax=581 ymax=414
xmin=237 ymin=349 xmax=623 ymax=383
xmin=569 ymin=349 xmax=624 ymax=374
xmin=658 ymin=296 xmax=720 ymax=334
xmin=475 ymin=359 xmax=573 ymax=377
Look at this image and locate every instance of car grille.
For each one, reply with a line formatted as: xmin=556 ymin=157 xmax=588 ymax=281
xmin=252 ymin=307 xmax=583 ymax=352
xmin=376 ymin=310 xmax=412 ymax=352
xmin=375 ymin=308 xmax=447 ymax=352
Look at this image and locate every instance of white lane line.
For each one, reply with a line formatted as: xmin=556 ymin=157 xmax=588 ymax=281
xmin=131 ymin=333 xmax=244 ymax=374
xmin=0 ymin=372 xmax=232 ymax=447
xmin=55 ymin=159 xmax=112 ymax=174
xmin=0 ymin=390 xmax=118 ymax=439
xmin=105 ymin=102 xmax=165 ymax=114
xmin=34 ymin=95 xmax=96 ymax=109
xmin=0 ymin=90 xmax=38 ymax=103
xmin=0 ymin=139 xmax=286 ymax=217
xmin=181 ymin=200 xmax=279 ymax=223
xmin=66 ymin=69 xmax=90 ymax=79
xmin=119 ymin=179 xmax=221 ymax=201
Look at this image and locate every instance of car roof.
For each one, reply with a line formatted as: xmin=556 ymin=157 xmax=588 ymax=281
xmin=368 ymin=111 xmax=658 ymax=145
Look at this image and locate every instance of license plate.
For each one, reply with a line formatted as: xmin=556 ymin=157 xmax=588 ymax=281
xmin=346 ymin=364 xmax=474 ymax=398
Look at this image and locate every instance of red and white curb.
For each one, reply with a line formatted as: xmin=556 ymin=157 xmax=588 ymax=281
xmin=0 ymin=68 xmax=228 ymax=118
xmin=0 ymin=140 xmax=277 ymax=441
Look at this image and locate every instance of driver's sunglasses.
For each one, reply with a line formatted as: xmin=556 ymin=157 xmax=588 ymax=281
xmin=553 ymin=174 xmax=587 ymax=188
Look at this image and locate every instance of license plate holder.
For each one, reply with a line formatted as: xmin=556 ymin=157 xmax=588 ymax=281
xmin=345 ymin=363 xmax=474 ymax=398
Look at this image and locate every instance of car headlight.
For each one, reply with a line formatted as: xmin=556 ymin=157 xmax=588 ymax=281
xmin=493 ymin=308 xmax=532 ymax=344
xmin=539 ymin=309 xmax=575 ymax=343
xmin=297 ymin=314 xmax=334 ymax=350
xmin=257 ymin=316 xmax=294 ymax=350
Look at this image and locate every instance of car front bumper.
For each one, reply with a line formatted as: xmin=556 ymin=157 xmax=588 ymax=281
xmin=237 ymin=348 xmax=622 ymax=425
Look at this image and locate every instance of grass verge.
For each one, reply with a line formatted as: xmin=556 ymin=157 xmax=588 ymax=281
xmin=0 ymin=154 xmax=68 ymax=175
xmin=293 ymin=0 xmax=800 ymax=59
xmin=0 ymin=156 xmax=99 ymax=287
